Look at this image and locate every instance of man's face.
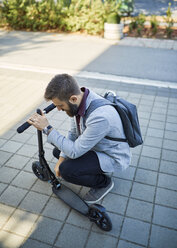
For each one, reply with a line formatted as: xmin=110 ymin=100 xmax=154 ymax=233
xmin=52 ymin=97 xmax=78 ymax=117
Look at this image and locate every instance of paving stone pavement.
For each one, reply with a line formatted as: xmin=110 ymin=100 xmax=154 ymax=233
xmin=0 ymin=30 xmax=177 ymax=248
xmin=0 ymin=68 xmax=177 ymax=248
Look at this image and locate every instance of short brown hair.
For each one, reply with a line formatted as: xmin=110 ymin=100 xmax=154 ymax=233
xmin=44 ymin=74 xmax=81 ymax=101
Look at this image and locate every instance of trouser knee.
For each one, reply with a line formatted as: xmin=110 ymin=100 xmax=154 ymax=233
xmin=59 ymin=161 xmax=70 ymax=180
xmin=53 ymin=147 xmax=60 ymax=159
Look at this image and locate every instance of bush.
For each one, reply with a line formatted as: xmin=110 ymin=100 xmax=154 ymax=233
xmin=165 ymin=2 xmax=174 ymax=38
xmin=129 ymin=14 xmax=145 ymax=36
xmin=1 ymin=0 xmax=134 ymax=35
xmin=150 ymin=15 xmax=159 ymax=35
xmin=62 ymin=0 xmax=106 ymax=35
xmin=2 ymin=0 xmax=65 ymax=31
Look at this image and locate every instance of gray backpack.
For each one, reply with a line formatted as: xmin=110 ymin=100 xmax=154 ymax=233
xmin=84 ymin=92 xmax=143 ymax=148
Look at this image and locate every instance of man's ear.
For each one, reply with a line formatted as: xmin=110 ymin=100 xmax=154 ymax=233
xmin=69 ymin=95 xmax=78 ymax=104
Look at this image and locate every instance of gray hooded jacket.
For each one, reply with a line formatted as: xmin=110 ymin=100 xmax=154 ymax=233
xmin=47 ymin=90 xmax=131 ymax=172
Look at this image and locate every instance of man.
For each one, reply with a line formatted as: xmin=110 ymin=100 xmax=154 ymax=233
xmin=28 ymin=74 xmax=131 ymax=204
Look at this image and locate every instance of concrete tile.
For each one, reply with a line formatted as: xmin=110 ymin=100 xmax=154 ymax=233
xmin=112 ymin=178 xmax=132 ymax=197
xmin=141 ymin=146 xmax=161 ymax=159
xmin=168 ymin=103 xmax=177 ymax=110
xmin=153 ymin=205 xmax=177 ymax=229
xmin=160 ymin=160 xmax=177 ymax=176
xmin=126 ymin=199 xmax=153 ymax=222
xmin=3 ymin=209 xmax=38 ymax=236
xmin=11 ymin=171 xmax=36 ymax=189
xmin=0 ymin=139 xmax=7 ymax=148
xmin=0 ymin=140 xmax=23 ymax=153
xmin=120 ymin=217 xmax=150 ymax=246
xmin=66 ymin=209 xmax=92 ymax=230
xmin=162 ymin=149 xmax=177 ymax=163
xmin=19 ymin=191 xmax=50 ymax=214
xmin=1 ymin=130 xmax=16 ymax=140
xmin=144 ymin=136 xmax=163 ymax=148
xmin=152 ymin=107 xmax=167 ymax=114
xmin=153 ymin=101 xmax=168 ymax=108
xmin=130 ymin=154 xmax=139 ymax=167
xmin=5 ymin=154 xmax=30 ymax=170
xmin=0 ymin=185 xmax=27 ymax=207
xmin=150 ymin=113 xmax=166 ymax=122
xmin=118 ymin=240 xmax=144 ymax=248
xmin=156 ymin=188 xmax=177 ymax=208
xmin=138 ymin=156 xmax=159 ymax=171
xmin=131 ymin=145 xmax=142 ymax=155
xmin=42 ymin=196 xmax=70 ymax=221
xmin=147 ymin=127 xmax=164 ymax=138
xmin=0 ymin=230 xmax=25 ymax=248
xmin=16 ymin=144 xmax=37 ymax=157
xmin=86 ymin=231 xmax=117 ymax=248
xmin=149 ymin=120 xmax=165 ymax=129
xmin=21 ymin=239 xmax=52 ymax=248
xmin=11 ymin=132 xmax=31 ymax=143
xmin=166 ymin=122 xmax=177 ymax=132
xmin=31 ymin=179 xmax=53 ymax=196
xmin=163 ymin=139 xmax=177 ymax=151
xmin=139 ymin=118 xmax=149 ymax=128
xmin=0 ymin=166 xmax=20 ymax=184
xmin=158 ymin=173 xmax=177 ymax=191
xmin=30 ymin=216 xmax=62 ymax=245
xmin=138 ymin=105 xmax=152 ymax=113
xmin=0 ymin=182 xmax=8 ymax=194
xmin=140 ymin=126 xmax=147 ymax=136
xmin=150 ymin=225 xmax=177 ymax=248
xmin=0 ymin=203 xmax=15 ymax=228
xmin=164 ymin=130 xmax=177 ymax=141
xmin=0 ymin=151 xmax=13 ymax=166
xmin=23 ymin=158 xmax=36 ymax=173
xmin=135 ymin=168 xmax=157 ymax=186
xmin=169 ymin=98 xmax=177 ymax=104
xmin=166 ymin=115 xmax=177 ymax=124
xmin=102 ymin=193 xmax=128 ymax=215
xmin=131 ymin=182 xmax=155 ymax=202
xmin=26 ymin=134 xmax=38 ymax=145
xmin=138 ymin=111 xmax=151 ymax=120
xmin=114 ymin=167 xmax=136 ymax=181
xmin=55 ymin=223 xmax=89 ymax=248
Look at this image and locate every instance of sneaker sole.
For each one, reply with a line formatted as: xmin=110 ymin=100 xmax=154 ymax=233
xmin=85 ymin=181 xmax=114 ymax=204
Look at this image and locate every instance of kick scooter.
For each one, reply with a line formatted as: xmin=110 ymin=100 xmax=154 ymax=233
xmin=17 ymin=104 xmax=112 ymax=231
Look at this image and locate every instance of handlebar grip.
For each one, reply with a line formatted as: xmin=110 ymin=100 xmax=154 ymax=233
xmin=17 ymin=122 xmax=31 ymax=133
xmin=43 ymin=103 xmax=56 ymax=113
xmin=17 ymin=103 xmax=56 ymax=134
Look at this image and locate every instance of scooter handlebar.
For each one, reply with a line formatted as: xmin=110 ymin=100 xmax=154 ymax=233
xmin=17 ymin=103 xmax=56 ymax=133
xmin=43 ymin=103 xmax=56 ymax=113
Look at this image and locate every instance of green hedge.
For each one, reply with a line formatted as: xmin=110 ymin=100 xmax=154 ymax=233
xmin=0 ymin=0 xmax=133 ymax=34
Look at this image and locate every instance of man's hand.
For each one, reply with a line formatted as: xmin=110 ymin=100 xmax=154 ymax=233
xmin=27 ymin=112 xmax=49 ymax=131
xmin=54 ymin=156 xmax=65 ymax=177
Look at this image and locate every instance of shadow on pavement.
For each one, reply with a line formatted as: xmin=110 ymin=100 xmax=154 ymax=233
xmin=0 ymin=31 xmax=62 ymax=57
xmin=82 ymin=45 xmax=177 ymax=83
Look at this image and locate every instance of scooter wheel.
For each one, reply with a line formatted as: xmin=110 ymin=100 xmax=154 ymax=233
xmin=89 ymin=204 xmax=112 ymax=231
xmin=32 ymin=161 xmax=49 ymax=181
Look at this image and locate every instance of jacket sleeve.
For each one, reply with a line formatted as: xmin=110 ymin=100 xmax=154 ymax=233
xmin=60 ymin=117 xmax=78 ymax=158
xmin=47 ymin=114 xmax=110 ymax=159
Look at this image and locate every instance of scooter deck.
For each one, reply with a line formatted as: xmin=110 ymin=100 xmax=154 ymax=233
xmin=52 ymin=184 xmax=89 ymax=216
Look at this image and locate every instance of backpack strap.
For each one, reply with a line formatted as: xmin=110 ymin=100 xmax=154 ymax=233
xmin=84 ymin=99 xmax=127 ymax=143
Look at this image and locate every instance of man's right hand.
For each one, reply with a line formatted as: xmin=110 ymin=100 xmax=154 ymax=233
xmin=54 ymin=156 xmax=65 ymax=177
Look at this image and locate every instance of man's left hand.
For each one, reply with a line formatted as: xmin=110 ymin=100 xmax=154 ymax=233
xmin=27 ymin=112 xmax=49 ymax=131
